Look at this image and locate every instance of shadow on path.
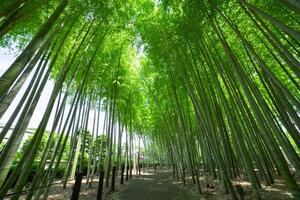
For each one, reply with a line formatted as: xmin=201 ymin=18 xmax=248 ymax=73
xmin=112 ymin=171 xmax=199 ymax=200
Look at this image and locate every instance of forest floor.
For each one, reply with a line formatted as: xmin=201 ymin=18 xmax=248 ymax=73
xmin=112 ymin=170 xmax=295 ymax=200
xmin=183 ymin=174 xmax=295 ymax=200
xmin=13 ymin=168 xmax=296 ymax=199
xmin=112 ymin=171 xmax=199 ymax=200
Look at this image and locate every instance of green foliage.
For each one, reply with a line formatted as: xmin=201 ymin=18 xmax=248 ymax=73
xmin=1 ymin=0 xmax=300 ymax=198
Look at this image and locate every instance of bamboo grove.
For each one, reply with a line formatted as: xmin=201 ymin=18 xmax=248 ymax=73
xmin=0 ymin=0 xmax=299 ymax=199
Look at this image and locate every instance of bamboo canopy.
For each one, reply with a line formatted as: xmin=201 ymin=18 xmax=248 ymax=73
xmin=0 ymin=0 xmax=299 ymax=199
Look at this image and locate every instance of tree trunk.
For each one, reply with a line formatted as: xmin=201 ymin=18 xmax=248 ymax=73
xmin=0 ymin=0 xmax=67 ymax=100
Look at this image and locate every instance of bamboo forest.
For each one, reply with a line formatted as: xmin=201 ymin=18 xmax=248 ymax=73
xmin=0 ymin=0 xmax=299 ymax=199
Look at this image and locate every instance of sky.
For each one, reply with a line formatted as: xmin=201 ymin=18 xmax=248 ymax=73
xmin=0 ymin=47 xmax=105 ymax=137
xmin=0 ymin=42 xmax=142 ymax=151
xmin=0 ymin=47 xmax=55 ymax=130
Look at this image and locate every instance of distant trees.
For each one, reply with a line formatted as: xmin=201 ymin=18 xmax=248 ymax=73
xmin=0 ymin=0 xmax=299 ymax=199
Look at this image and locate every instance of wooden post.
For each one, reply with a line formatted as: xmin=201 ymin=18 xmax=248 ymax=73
xmin=97 ymin=170 xmax=105 ymax=200
xmin=126 ymin=165 xmax=129 ymax=181
xmin=183 ymin=167 xmax=186 ymax=187
xmin=71 ymin=172 xmax=83 ymax=200
xmin=173 ymin=163 xmax=175 ymax=178
xmin=130 ymin=165 xmax=133 ymax=178
xmin=121 ymin=165 xmax=125 ymax=184
xmin=137 ymin=151 xmax=140 ymax=176
xmin=111 ymin=166 xmax=116 ymax=191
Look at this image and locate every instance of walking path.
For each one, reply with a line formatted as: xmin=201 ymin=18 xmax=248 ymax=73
xmin=112 ymin=171 xmax=199 ymax=200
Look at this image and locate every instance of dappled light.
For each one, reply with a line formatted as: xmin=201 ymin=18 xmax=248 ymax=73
xmin=0 ymin=0 xmax=299 ymax=199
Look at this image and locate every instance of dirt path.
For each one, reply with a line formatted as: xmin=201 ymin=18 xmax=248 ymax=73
xmin=112 ymin=171 xmax=199 ymax=200
xmin=44 ymin=169 xmax=295 ymax=200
